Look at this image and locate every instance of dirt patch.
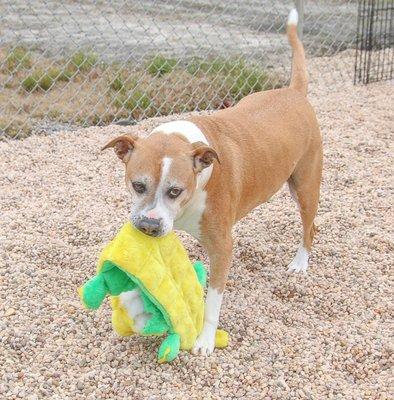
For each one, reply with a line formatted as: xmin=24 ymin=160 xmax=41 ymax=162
xmin=0 ymin=53 xmax=392 ymax=399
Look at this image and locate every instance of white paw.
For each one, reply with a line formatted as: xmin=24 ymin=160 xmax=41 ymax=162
xmin=192 ymin=324 xmax=216 ymax=356
xmin=287 ymin=246 xmax=309 ymax=273
xmin=287 ymin=259 xmax=308 ymax=273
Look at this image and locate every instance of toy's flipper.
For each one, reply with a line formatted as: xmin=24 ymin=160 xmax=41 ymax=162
xmin=193 ymin=261 xmax=207 ymax=287
xmin=79 ymin=262 xmax=137 ymax=310
xmin=215 ymin=329 xmax=229 ymax=348
xmin=78 ymin=274 xmax=107 ymax=309
xmin=158 ymin=333 xmax=180 ymax=363
xmin=101 ymin=261 xmax=137 ymax=295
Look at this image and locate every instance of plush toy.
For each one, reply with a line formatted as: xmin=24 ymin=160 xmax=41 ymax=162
xmin=78 ymin=222 xmax=228 ymax=363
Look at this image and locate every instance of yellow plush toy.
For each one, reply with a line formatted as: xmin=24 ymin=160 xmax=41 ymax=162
xmin=78 ymin=222 xmax=228 ymax=362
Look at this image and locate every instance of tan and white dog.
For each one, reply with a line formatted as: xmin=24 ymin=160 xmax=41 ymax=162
xmin=102 ymin=9 xmax=322 ymax=356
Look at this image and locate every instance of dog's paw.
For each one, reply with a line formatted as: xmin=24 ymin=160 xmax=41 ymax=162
xmin=287 ymin=259 xmax=308 ymax=273
xmin=287 ymin=246 xmax=309 ymax=273
xmin=192 ymin=324 xmax=216 ymax=356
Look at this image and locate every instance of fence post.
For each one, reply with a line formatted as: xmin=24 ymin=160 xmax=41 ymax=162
xmin=295 ymin=0 xmax=304 ymax=40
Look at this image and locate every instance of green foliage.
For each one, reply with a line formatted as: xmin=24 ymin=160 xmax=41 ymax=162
xmin=21 ymin=66 xmax=74 ymax=92
xmin=109 ymin=75 xmax=137 ymax=94
xmin=21 ymin=74 xmax=39 ymax=92
xmin=4 ymin=46 xmax=32 ymax=72
xmin=22 ymin=71 xmax=55 ymax=92
xmin=114 ymin=90 xmax=152 ymax=112
xmin=52 ymin=67 xmax=73 ymax=82
xmin=2 ymin=44 xmax=283 ymax=138
xmin=69 ymin=51 xmax=98 ymax=72
xmin=187 ymin=58 xmax=233 ymax=75
xmin=228 ymin=67 xmax=271 ymax=100
xmin=110 ymin=76 xmax=124 ymax=92
xmin=147 ymin=55 xmax=177 ymax=76
xmin=187 ymin=58 xmax=274 ymax=100
xmin=47 ymin=67 xmax=73 ymax=82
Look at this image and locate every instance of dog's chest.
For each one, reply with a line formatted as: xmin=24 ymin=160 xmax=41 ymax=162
xmin=174 ymin=189 xmax=207 ymax=240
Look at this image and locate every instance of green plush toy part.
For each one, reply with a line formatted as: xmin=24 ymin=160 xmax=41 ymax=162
xmin=78 ymin=222 xmax=229 ymax=363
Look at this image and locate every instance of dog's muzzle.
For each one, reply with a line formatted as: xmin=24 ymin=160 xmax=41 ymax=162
xmin=136 ymin=217 xmax=163 ymax=237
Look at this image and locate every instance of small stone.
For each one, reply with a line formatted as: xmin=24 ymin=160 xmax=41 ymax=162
xmin=67 ymin=305 xmax=76 ymax=314
xmin=277 ymin=377 xmax=290 ymax=391
xmin=4 ymin=308 xmax=16 ymax=317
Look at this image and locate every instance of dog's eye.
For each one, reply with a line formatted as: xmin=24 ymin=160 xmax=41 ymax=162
xmin=167 ymin=187 xmax=183 ymax=199
xmin=132 ymin=181 xmax=146 ymax=194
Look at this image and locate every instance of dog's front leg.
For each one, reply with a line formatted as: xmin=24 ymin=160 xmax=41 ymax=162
xmin=193 ymin=234 xmax=232 ymax=356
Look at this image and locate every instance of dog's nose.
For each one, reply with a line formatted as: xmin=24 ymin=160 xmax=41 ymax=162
xmin=137 ymin=218 xmax=162 ymax=237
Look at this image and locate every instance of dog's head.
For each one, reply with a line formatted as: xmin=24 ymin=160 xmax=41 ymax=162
xmin=102 ymin=132 xmax=219 ymax=237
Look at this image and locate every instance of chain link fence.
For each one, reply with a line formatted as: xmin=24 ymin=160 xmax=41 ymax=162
xmin=0 ymin=0 xmax=358 ymax=139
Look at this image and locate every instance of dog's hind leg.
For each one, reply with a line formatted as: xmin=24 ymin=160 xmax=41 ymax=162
xmin=287 ymin=148 xmax=322 ymax=272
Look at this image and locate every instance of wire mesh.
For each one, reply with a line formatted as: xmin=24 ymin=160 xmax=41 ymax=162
xmin=354 ymin=0 xmax=394 ymax=84
xmin=0 ymin=1 xmax=360 ymax=139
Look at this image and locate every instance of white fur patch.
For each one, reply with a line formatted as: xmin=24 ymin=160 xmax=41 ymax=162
xmin=156 ymin=156 xmax=172 ymax=209
xmin=119 ymin=289 xmax=150 ymax=333
xmin=153 ymin=157 xmax=173 ymax=228
xmin=160 ymin=157 xmax=172 ymax=183
xmin=204 ymin=286 xmax=223 ymax=327
xmin=174 ymin=189 xmax=207 ymax=240
xmin=134 ymin=314 xmax=150 ymax=332
xmin=287 ymin=245 xmax=309 ymax=273
xmin=192 ymin=287 xmax=223 ymax=356
xmin=288 ymin=8 xmax=298 ymax=26
xmin=192 ymin=322 xmax=217 ymax=356
xmin=152 ymin=120 xmax=209 ymax=145
xmin=140 ymin=157 xmax=174 ymax=234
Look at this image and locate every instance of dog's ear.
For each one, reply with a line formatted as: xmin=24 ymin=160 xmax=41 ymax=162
xmin=101 ymin=135 xmax=137 ymax=163
xmin=191 ymin=141 xmax=220 ymax=172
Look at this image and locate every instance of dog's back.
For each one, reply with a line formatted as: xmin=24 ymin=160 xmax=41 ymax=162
xmin=189 ymin=10 xmax=321 ymax=220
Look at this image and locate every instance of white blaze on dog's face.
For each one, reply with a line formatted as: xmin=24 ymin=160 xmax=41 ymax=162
xmin=102 ymin=132 xmax=218 ymax=237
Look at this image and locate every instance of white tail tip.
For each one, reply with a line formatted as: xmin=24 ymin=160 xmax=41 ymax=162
xmin=287 ymin=8 xmax=298 ymax=26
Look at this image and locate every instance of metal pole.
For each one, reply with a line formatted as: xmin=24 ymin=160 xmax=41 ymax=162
xmin=365 ymin=0 xmax=375 ymax=84
xmin=295 ymin=0 xmax=304 ymax=40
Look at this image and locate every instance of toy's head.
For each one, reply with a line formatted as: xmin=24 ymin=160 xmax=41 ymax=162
xmin=102 ymin=131 xmax=218 ymax=237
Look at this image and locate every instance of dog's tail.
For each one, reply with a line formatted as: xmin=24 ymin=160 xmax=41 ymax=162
xmin=287 ymin=9 xmax=308 ymax=96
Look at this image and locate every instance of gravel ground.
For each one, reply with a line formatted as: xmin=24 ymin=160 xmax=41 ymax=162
xmin=1 ymin=53 xmax=393 ymax=399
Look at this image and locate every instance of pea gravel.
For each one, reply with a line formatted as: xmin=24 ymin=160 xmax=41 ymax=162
xmin=1 ymin=53 xmax=393 ymax=400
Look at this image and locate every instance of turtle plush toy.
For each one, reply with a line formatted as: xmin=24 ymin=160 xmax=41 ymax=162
xmin=78 ymin=222 xmax=228 ymax=363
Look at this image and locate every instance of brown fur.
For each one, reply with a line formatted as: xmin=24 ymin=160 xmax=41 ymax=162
xmin=103 ymin=22 xmax=323 ymax=293
xmin=187 ymin=24 xmax=322 ymax=290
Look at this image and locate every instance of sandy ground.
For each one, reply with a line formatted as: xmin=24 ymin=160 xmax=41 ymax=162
xmin=0 ymin=53 xmax=393 ymax=399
